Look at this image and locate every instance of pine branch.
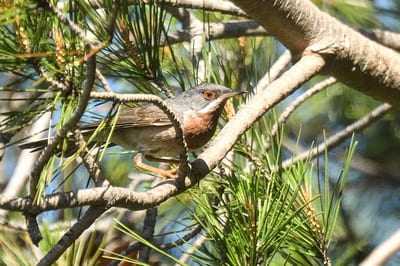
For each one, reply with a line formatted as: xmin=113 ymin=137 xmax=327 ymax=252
xmin=282 ymin=103 xmax=392 ymax=168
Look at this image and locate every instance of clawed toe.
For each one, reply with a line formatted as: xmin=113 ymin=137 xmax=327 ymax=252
xmin=133 ymin=153 xmax=180 ymax=180
xmin=161 ymin=167 xmax=179 ymax=180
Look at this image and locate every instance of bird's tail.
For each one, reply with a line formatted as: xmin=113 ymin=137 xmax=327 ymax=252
xmin=18 ymin=138 xmax=50 ymax=152
xmin=18 ymin=133 xmax=116 ymax=156
xmin=18 ymin=137 xmax=80 ymax=156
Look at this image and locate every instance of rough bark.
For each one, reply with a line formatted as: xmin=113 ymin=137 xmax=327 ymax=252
xmin=231 ymin=0 xmax=400 ymax=106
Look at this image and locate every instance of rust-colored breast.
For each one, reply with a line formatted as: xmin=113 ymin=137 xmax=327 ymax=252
xmin=183 ymin=112 xmax=219 ymax=150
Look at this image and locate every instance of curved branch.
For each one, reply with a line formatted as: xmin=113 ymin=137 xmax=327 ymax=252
xmin=155 ymin=0 xmax=246 ymax=17
xmin=0 ymin=57 xmax=328 ymax=256
xmin=271 ymin=76 xmax=337 ymax=137
xmin=282 ymin=103 xmax=392 ymax=168
xmin=0 ymin=54 xmax=325 ymax=215
xmin=29 ymin=52 xmax=96 ymax=197
xmin=360 ymin=227 xmax=400 ymax=266
xmin=231 ymin=0 xmax=400 ymax=106
xmin=193 ymin=54 xmax=326 ymax=176
xmin=358 ymin=28 xmax=400 ymax=52
xmin=255 ymin=49 xmax=292 ymax=92
xmin=0 ymin=184 xmax=179 ymax=212
xmin=163 ymin=20 xmax=270 ymax=45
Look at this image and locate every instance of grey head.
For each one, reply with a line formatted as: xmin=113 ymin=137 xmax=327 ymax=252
xmin=166 ymin=83 xmax=241 ymax=114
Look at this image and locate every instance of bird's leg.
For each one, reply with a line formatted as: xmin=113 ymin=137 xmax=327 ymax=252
xmin=133 ymin=153 xmax=178 ymax=179
xmin=144 ymin=154 xmax=179 ymax=164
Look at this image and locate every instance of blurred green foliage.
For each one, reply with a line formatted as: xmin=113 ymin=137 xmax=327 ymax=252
xmin=0 ymin=0 xmax=399 ymax=265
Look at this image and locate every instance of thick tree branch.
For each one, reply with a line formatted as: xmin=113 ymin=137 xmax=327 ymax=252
xmin=0 ymin=54 xmax=325 ymax=214
xmin=193 ymin=53 xmax=326 ymax=178
xmin=164 ymin=20 xmax=270 ymax=45
xmin=231 ymin=0 xmax=400 ymax=106
xmin=148 ymin=0 xmax=246 ymax=16
xmin=358 ymin=28 xmax=400 ymax=52
xmin=360 ymin=227 xmax=400 ymax=266
xmin=0 ymin=185 xmax=179 ymax=212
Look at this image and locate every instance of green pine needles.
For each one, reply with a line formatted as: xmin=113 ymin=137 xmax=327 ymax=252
xmin=187 ymin=131 xmax=357 ymax=265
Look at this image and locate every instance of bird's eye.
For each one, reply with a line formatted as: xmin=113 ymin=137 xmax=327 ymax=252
xmin=203 ymin=90 xmax=215 ymax=100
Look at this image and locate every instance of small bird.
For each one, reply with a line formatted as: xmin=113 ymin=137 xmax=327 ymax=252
xmin=19 ymin=83 xmax=243 ymax=179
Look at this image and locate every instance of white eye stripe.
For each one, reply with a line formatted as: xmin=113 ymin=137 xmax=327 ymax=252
xmin=198 ymin=100 xmax=222 ymax=114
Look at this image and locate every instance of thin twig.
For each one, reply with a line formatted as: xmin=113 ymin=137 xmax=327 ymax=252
xmin=96 ymin=69 xmax=113 ymax=92
xmin=46 ymin=1 xmax=98 ymax=46
xmin=282 ymin=103 xmax=392 ymax=168
xmin=35 ymin=66 xmax=70 ymax=92
xmin=106 ymin=0 xmax=121 ymax=40
xmin=255 ymin=49 xmax=292 ymax=92
xmin=108 ymin=207 xmax=158 ymax=265
xmin=73 ymin=129 xmax=110 ymax=187
xmin=138 ymin=208 xmax=157 ymax=263
xmin=162 ymin=20 xmax=269 ymax=45
xmin=271 ymin=76 xmax=337 ymax=137
xmin=29 ymin=50 xmax=96 ymax=198
xmin=160 ymin=224 xmax=202 ymax=249
xmin=26 ymin=48 xmax=96 ymax=246
xmin=93 ymin=0 xmax=119 ymax=93
xmin=37 ymin=206 xmax=107 ymax=266
xmin=159 ymin=0 xmax=247 ymax=17
xmin=82 ymin=0 xmax=247 ymax=17
xmin=177 ymin=233 xmax=207 ymax=264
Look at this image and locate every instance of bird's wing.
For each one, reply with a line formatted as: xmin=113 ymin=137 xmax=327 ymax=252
xmin=81 ymin=104 xmax=173 ymax=131
xmin=115 ymin=104 xmax=172 ymax=128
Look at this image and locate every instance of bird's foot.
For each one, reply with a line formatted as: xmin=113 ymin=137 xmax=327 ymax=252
xmin=133 ymin=153 xmax=180 ymax=180
xmin=160 ymin=167 xmax=179 ymax=180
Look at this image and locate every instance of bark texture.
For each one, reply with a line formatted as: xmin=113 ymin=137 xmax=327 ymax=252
xmin=231 ymin=0 xmax=400 ymax=106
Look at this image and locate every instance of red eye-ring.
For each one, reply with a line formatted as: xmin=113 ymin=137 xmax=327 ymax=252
xmin=203 ymin=90 xmax=215 ymax=100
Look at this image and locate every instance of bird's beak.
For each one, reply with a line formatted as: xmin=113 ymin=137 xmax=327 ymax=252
xmin=222 ymin=90 xmax=246 ymax=100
